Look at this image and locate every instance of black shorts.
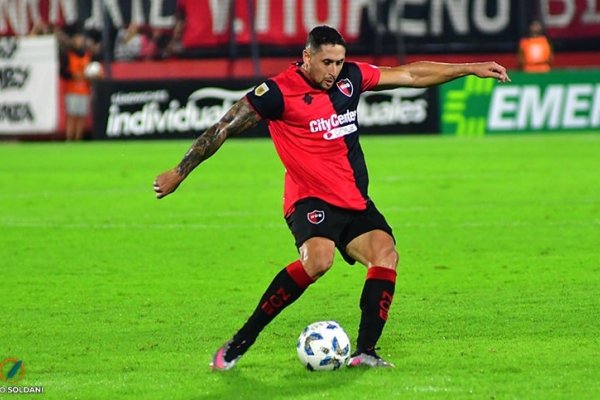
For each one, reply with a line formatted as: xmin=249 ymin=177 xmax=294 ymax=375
xmin=285 ymin=197 xmax=394 ymax=265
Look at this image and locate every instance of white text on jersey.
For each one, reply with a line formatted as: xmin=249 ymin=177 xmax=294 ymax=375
xmin=309 ymin=110 xmax=357 ymax=137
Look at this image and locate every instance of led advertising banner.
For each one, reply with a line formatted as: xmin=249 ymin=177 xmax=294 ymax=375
xmin=440 ymin=70 xmax=600 ymax=135
xmin=92 ymin=78 xmax=439 ymax=139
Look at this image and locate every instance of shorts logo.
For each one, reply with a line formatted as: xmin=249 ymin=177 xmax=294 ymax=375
xmin=337 ymin=79 xmax=353 ymax=97
xmin=307 ymin=210 xmax=325 ymax=224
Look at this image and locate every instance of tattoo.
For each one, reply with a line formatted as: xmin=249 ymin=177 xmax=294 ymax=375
xmin=176 ymin=99 xmax=261 ymax=177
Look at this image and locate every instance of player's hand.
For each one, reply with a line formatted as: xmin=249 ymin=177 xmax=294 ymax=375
xmin=472 ymin=62 xmax=511 ymax=83
xmin=153 ymin=168 xmax=184 ymax=199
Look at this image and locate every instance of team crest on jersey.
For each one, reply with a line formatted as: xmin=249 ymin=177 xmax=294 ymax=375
xmin=336 ymin=79 xmax=353 ymax=97
xmin=254 ymin=82 xmax=269 ymax=97
xmin=307 ymin=210 xmax=325 ymax=224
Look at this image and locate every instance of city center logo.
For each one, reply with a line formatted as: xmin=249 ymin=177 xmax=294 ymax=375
xmin=0 ymin=358 xmax=26 ymax=384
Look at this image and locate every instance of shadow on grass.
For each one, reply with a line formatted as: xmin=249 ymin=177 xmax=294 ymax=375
xmin=191 ymin=367 xmax=368 ymax=400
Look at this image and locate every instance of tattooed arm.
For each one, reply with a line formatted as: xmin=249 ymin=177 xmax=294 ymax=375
xmin=153 ymin=98 xmax=261 ymax=199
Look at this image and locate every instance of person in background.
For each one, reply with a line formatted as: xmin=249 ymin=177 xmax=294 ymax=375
xmin=30 ymin=20 xmax=70 ymax=50
xmin=166 ymin=0 xmax=215 ymax=58
xmin=140 ymin=27 xmax=169 ymax=60
xmin=60 ymin=30 xmax=94 ymax=141
xmin=85 ymin=28 xmax=104 ymax=60
xmin=28 ymin=20 xmax=54 ymax=36
xmin=114 ymin=23 xmax=143 ymax=61
xmin=518 ymin=19 xmax=553 ymax=73
xmin=165 ymin=5 xmax=186 ymax=58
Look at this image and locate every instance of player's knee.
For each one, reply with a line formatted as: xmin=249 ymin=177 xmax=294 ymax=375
xmin=302 ymin=252 xmax=334 ymax=279
xmin=375 ymin=245 xmax=399 ymax=270
xmin=299 ymin=238 xmax=335 ymax=279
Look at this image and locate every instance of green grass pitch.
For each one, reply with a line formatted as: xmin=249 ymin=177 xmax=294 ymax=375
xmin=1 ymin=133 xmax=599 ymax=399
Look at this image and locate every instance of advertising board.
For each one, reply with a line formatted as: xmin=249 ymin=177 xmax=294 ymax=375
xmin=441 ymin=70 xmax=600 ymax=135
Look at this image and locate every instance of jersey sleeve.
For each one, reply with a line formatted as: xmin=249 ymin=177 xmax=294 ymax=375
xmin=245 ymin=79 xmax=284 ymax=121
xmin=355 ymin=62 xmax=381 ymax=92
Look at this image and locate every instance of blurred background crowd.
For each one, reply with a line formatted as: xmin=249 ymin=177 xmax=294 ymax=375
xmin=15 ymin=0 xmax=598 ymax=67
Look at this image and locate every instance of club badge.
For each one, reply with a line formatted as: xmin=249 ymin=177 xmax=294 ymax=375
xmin=307 ymin=210 xmax=325 ymax=224
xmin=336 ymin=79 xmax=353 ymax=97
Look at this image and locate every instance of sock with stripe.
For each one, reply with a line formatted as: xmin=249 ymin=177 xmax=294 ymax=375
xmin=225 ymin=260 xmax=313 ymax=361
xmin=355 ymin=266 xmax=397 ymax=354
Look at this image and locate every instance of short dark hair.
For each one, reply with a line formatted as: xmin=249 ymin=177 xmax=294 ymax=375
xmin=305 ymin=25 xmax=346 ymax=52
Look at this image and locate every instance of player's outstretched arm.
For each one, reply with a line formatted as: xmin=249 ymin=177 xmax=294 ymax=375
xmin=153 ymin=98 xmax=261 ymax=199
xmin=376 ymin=61 xmax=511 ymax=89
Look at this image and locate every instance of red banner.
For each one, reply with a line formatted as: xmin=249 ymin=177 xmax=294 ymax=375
xmin=0 ymin=0 xmax=366 ymax=46
xmin=543 ymin=0 xmax=600 ymax=38
xmin=3 ymin=0 xmax=596 ymax=52
xmin=178 ymin=0 xmax=364 ymax=48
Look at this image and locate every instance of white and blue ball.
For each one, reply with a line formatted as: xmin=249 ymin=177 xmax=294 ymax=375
xmin=296 ymin=320 xmax=351 ymax=371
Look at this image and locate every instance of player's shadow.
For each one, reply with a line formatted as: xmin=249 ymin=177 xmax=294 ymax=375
xmin=190 ymin=366 xmax=368 ymax=400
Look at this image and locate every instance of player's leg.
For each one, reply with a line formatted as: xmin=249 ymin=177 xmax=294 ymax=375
xmin=74 ymin=95 xmax=89 ymax=141
xmin=65 ymin=94 xmax=75 ymax=141
xmin=65 ymin=114 xmax=76 ymax=140
xmin=339 ymin=200 xmax=398 ymax=368
xmin=211 ymin=237 xmax=335 ymax=371
xmin=345 ymin=229 xmax=398 ymax=367
xmin=74 ymin=116 xmax=86 ymax=140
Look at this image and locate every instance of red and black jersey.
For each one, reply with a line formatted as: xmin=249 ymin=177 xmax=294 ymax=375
xmin=245 ymin=62 xmax=381 ymax=216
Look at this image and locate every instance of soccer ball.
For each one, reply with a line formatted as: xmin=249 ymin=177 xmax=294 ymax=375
xmin=296 ymin=320 xmax=351 ymax=371
xmin=84 ymin=61 xmax=103 ymax=79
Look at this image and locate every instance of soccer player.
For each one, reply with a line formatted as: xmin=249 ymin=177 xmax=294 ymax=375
xmin=153 ymin=25 xmax=510 ymax=370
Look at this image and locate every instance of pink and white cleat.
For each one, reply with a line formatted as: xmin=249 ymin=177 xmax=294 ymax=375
xmin=347 ymin=351 xmax=395 ymax=368
xmin=210 ymin=340 xmax=241 ymax=371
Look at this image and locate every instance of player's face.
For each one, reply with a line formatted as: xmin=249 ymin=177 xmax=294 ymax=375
xmin=302 ymin=44 xmax=346 ymax=90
